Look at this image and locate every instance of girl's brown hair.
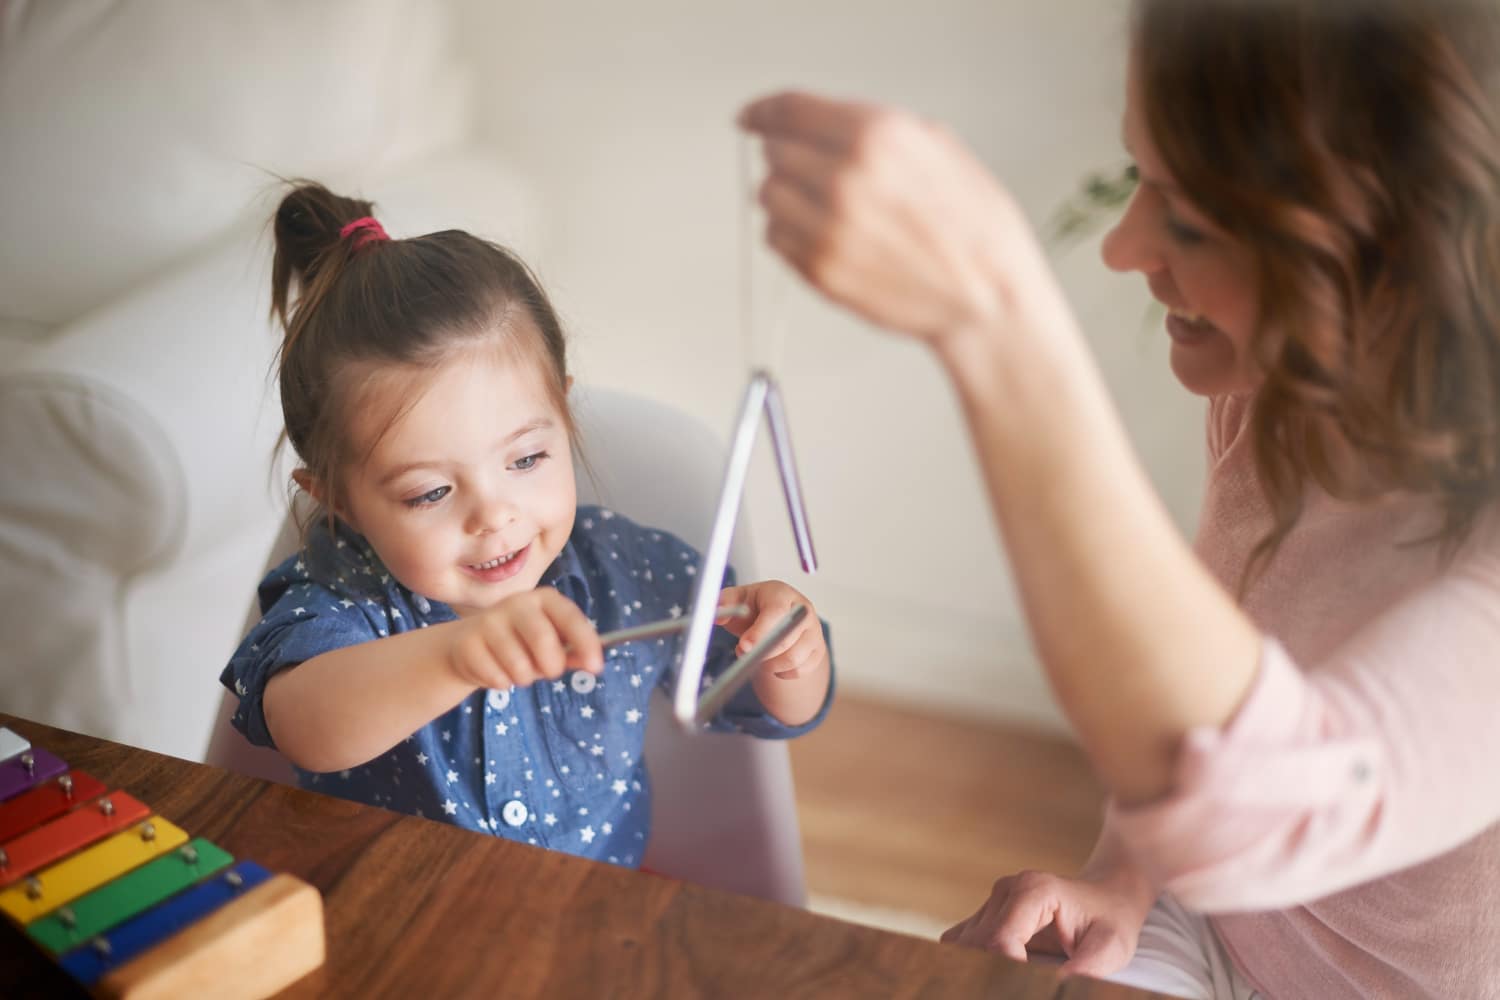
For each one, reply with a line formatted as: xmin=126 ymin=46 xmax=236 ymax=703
xmin=269 ymin=182 xmax=575 ymax=525
xmin=1135 ymin=0 xmax=1500 ymax=580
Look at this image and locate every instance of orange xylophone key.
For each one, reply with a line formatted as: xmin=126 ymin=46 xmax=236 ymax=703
xmin=0 ymin=792 xmax=149 ymax=888
xmin=0 ymin=772 xmax=108 ymax=843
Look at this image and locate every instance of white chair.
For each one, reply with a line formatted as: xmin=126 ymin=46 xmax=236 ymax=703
xmin=202 ymin=384 xmax=809 ymax=907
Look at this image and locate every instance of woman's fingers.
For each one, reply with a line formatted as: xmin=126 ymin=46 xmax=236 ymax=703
xmin=940 ymin=911 xmax=978 ymax=944
xmin=739 ymin=90 xmax=876 ymax=153
xmin=762 ymin=136 xmax=844 ymax=203
xmin=741 ymin=89 xmax=1039 ymax=346
xmin=1060 ymin=921 xmax=1130 ymax=978
xmin=943 ymin=873 xmax=1062 ymax=963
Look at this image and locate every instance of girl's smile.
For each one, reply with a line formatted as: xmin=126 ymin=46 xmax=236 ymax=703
xmin=464 ymin=542 xmax=531 ymax=584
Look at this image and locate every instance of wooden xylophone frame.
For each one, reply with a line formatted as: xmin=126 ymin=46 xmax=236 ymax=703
xmin=0 ymin=728 xmax=324 ymax=999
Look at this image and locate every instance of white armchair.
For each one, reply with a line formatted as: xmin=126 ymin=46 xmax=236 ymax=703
xmin=0 ymin=1 xmax=534 ymax=760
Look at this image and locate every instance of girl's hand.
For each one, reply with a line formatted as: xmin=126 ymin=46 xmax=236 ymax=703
xmin=940 ymin=868 xmax=1155 ymax=978
xmin=738 ymin=90 xmax=1051 ymax=350
xmin=446 ymin=588 xmax=604 ymax=690
xmin=715 ymin=581 xmax=828 ymax=680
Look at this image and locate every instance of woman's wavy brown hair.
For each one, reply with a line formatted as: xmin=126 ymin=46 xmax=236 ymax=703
xmin=268 ymin=182 xmax=577 ymax=532
xmin=1135 ymin=0 xmax=1500 ymax=580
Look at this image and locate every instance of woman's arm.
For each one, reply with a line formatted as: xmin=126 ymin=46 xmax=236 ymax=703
xmin=935 ymin=320 xmax=1261 ymax=803
xmin=742 ymin=91 xmax=1261 ymax=804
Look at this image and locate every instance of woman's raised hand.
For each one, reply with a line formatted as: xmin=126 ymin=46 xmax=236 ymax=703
xmin=738 ymin=90 xmax=1054 ymax=350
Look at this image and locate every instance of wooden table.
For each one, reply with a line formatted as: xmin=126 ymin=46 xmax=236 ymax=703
xmin=0 ymin=714 xmax=1160 ymax=999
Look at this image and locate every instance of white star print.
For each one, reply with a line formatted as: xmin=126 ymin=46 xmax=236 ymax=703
xmin=292 ymin=607 xmax=307 ymax=616
xmin=580 ymin=705 xmax=594 ymax=719
xmin=612 ymin=779 xmax=628 ymax=795
xmin=552 ymin=680 xmax=565 ymax=693
xmin=590 ymin=744 xmax=604 ymax=757
xmin=495 ymin=722 xmax=508 ymax=736
xmin=416 ymin=752 xmax=429 ymax=765
xmin=668 ymin=604 xmax=682 ymax=618
xmin=544 ymin=813 xmax=557 ymax=826
xmin=443 ymin=799 xmax=457 ymax=815
xmin=602 ymin=822 xmax=613 ymax=835
xmin=340 ymin=599 xmax=354 ymax=608
xmin=446 ymin=770 xmax=459 ymax=783
xmin=442 ymin=730 xmax=451 ymax=742
xmin=580 ymin=826 xmax=595 ymax=843
xmin=485 ymin=772 xmax=497 ymax=785
xmin=630 ymin=675 xmax=642 ymax=688
xmin=625 ymin=709 xmax=641 ymax=724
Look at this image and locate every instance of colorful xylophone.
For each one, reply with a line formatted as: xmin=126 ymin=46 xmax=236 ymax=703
xmin=0 ymin=727 xmax=324 ymax=999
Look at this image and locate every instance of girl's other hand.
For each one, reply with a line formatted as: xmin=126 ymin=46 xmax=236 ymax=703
xmin=940 ymin=868 xmax=1154 ymax=978
xmin=738 ymin=90 xmax=1049 ymax=350
xmin=447 ymin=588 xmax=603 ymax=690
xmin=714 ymin=581 xmax=828 ymax=680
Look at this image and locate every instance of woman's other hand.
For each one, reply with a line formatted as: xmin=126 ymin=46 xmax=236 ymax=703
xmin=941 ymin=867 xmax=1156 ymax=978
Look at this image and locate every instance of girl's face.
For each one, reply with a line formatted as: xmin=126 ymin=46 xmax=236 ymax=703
xmin=337 ymin=342 xmax=577 ymax=618
xmin=1101 ymin=55 xmax=1262 ymax=397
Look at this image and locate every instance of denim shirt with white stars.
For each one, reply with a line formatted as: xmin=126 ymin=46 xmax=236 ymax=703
xmin=221 ymin=504 xmax=834 ymax=867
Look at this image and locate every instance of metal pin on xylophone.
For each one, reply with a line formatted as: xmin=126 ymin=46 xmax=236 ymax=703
xmin=0 ymin=726 xmax=324 ymax=999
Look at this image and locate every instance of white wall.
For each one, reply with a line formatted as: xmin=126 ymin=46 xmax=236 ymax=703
xmin=452 ymin=1 xmax=1208 ymax=731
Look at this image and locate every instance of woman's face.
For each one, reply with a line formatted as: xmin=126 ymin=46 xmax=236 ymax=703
xmin=1101 ymin=55 xmax=1262 ymax=397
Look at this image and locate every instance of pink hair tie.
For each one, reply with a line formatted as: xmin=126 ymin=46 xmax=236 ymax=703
xmin=339 ymin=216 xmax=389 ymax=249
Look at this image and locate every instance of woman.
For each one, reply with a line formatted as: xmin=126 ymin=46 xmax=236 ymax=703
xmin=741 ymin=1 xmax=1500 ymax=996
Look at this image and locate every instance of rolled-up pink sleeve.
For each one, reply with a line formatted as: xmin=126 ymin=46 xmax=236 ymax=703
xmin=1107 ymin=552 xmax=1500 ymax=912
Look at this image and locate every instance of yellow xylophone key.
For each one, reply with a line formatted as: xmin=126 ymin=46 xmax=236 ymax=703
xmin=0 ymin=817 xmax=188 ymax=924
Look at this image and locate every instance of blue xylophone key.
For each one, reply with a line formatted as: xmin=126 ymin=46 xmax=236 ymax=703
xmin=59 ymin=860 xmax=272 ymax=987
xmin=0 ymin=749 xmax=66 ymax=802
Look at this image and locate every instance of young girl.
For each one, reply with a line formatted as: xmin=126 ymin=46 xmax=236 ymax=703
xmin=743 ymin=0 xmax=1500 ymax=996
xmin=221 ymin=183 xmax=833 ymax=867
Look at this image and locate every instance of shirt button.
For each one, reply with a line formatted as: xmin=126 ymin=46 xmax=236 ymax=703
xmin=487 ymin=688 xmax=511 ymax=711
xmin=570 ymin=672 xmax=597 ymax=694
xmin=501 ymin=800 xmax=528 ymax=827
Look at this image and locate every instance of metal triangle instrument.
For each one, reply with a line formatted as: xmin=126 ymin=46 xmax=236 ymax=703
xmin=671 ymin=367 xmax=818 ymax=729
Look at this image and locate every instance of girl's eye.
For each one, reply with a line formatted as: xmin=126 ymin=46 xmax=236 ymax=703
xmin=1166 ymin=216 xmax=1207 ymax=246
xmin=511 ymin=451 xmax=549 ymax=472
xmin=405 ymin=485 xmax=451 ymax=508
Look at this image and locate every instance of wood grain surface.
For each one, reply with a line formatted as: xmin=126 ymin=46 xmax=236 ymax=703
xmin=0 ymin=714 xmax=1160 ymax=1000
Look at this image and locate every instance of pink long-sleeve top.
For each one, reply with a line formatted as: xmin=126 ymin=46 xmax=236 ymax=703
xmin=1107 ymin=393 xmax=1500 ymax=998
